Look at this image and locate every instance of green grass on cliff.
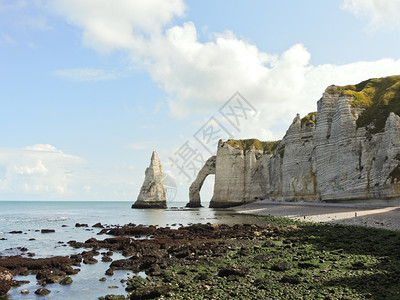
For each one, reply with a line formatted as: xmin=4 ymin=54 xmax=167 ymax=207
xmin=336 ymin=75 xmax=400 ymax=133
xmin=226 ymin=139 xmax=281 ymax=154
xmin=300 ymin=112 xmax=318 ymax=127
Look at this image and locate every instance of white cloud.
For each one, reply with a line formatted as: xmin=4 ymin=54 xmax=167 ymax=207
xmin=49 ymin=0 xmax=185 ymax=53
xmin=54 ymin=68 xmax=118 ymax=81
xmin=0 ymin=144 xmax=85 ymax=197
xmin=342 ymin=0 xmax=400 ymax=31
xmin=48 ymin=0 xmax=400 ymax=142
xmin=26 ymin=144 xmax=57 ymax=151
xmin=143 ymin=23 xmax=400 ymax=139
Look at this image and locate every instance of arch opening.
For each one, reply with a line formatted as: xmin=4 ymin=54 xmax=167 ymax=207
xmin=199 ymin=174 xmax=215 ymax=207
xmin=186 ymin=156 xmax=216 ymax=207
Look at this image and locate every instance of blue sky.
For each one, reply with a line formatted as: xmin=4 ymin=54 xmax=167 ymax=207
xmin=1 ymin=0 xmax=400 ymax=202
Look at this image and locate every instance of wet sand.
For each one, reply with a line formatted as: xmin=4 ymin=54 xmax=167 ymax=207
xmin=234 ymin=199 xmax=400 ymax=231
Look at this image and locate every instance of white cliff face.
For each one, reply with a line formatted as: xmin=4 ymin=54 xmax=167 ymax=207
xmin=277 ymin=114 xmax=317 ymax=201
xmin=203 ymin=81 xmax=400 ymax=208
xmin=132 ymin=151 xmax=167 ymax=209
xmin=209 ymin=114 xmax=317 ymax=207
xmin=316 ymin=91 xmax=400 ymax=201
xmin=210 ymin=142 xmax=247 ymax=207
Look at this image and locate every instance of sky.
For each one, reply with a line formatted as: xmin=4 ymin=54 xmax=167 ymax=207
xmin=1 ymin=0 xmax=400 ymax=202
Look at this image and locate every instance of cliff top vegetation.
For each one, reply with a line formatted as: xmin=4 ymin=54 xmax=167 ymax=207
xmin=300 ymin=112 xmax=318 ymax=127
xmin=334 ymin=75 xmax=400 ymax=133
xmin=226 ymin=139 xmax=280 ymax=154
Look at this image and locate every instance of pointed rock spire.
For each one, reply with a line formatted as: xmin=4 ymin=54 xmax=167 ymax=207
xmin=132 ymin=151 xmax=167 ymax=209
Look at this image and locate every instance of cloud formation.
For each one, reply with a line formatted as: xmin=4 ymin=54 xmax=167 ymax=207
xmin=47 ymin=0 xmax=400 ymax=140
xmin=0 ymin=144 xmax=85 ymax=197
xmin=49 ymin=0 xmax=185 ymax=53
xmin=342 ymin=0 xmax=400 ymax=31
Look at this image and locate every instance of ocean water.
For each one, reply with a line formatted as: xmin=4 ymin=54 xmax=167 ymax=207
xmin=0 ymin=200 xmax=259 ymax=300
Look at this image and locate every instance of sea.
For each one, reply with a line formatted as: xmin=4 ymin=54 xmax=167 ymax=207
xmin=0 ymin=200 xmax=259 ymax=300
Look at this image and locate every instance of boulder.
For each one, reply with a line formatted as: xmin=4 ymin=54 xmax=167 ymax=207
xmin=59 ymin=276 xmax=73 ymax=285
xmin=34 ymin=288 xmax=51 ymax=296
xmin=0 ymin=267 xmax=13 ymax=297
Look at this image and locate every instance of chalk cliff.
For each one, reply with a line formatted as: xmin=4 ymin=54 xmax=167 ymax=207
xmin=209 ymin=114 xmax=317 ymax=207
xmin=315 ymin=83 xmax=400 ymax=201
xmin=190 ymin=75 xmax=400 ymax=208
xmin=132 ymin=151 xmax=167 ymax=209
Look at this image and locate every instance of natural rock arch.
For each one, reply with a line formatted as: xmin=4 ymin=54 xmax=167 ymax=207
xmin=186 ymin=156 xmax=216 ymax=207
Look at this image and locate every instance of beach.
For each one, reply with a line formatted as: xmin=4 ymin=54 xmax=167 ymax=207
xmin=235 ymin=199 xmax=400 ymax=231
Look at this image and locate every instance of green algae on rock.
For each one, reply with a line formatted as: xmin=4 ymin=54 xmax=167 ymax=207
xmin=336 ymin=75 xmax=400 ymax=133
xmin=102 ymin=218 xmax=400 ymax=300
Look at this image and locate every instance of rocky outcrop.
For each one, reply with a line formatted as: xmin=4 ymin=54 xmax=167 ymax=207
xmin=187 ymin=156 xmax=216 ymax=208
xmin=190 ymin=75 xmax=400 ymax=207
xmin=210 ymin=140 xmax=270 ymax=208
xmin=0 ymin=267 xmax=12 ymax=297
xmin=132 ymin=151 xmax=167 ymax=209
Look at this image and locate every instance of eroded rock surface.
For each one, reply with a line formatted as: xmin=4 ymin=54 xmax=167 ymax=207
xmin=132 ymin=151 xmax=167 ymax=209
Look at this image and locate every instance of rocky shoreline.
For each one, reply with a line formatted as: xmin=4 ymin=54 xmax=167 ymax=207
xmin=1 ymin=213 xmax=400 ymax=299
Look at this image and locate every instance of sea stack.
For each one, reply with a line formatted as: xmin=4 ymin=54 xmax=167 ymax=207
xmin=132 ymin=151 xmax=167 ymax=209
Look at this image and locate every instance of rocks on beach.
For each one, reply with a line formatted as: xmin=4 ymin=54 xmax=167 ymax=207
xmin=93 ymin=222 xmax=104 ymax=228
xmin=0 ymin=255 xmax=79 ymax=289
xmin=1 ymin=218 xmax=400 ymax=299
xmin=59 ymin=276 xmax=73 ymax=285
xmin=0 ymin=266 xmax=13 ymax=297
xmin=35 ymin=288 xmax=51 ymax=296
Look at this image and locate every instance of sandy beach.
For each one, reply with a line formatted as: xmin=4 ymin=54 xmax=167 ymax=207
xmin=234 ymin=199 xmax=400 ymax=231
